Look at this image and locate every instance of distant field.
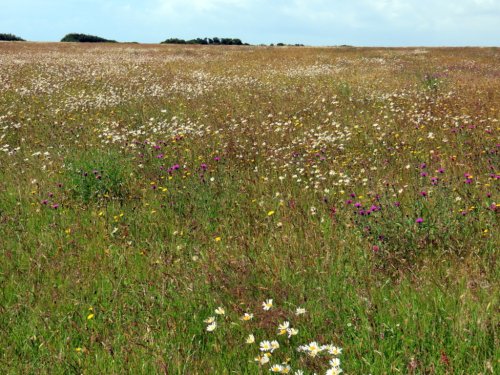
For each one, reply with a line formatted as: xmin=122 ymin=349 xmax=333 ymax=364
xmin=0 ymin=43 xmax=498 ymax=374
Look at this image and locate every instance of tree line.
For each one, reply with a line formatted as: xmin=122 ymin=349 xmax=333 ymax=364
xmin=161 ymin=37 xmax=247 ymax=45
xmin=1 ymin=33 xmax=310 ymax=46
xmin=0 ymin=33 xmax=25 ymax=41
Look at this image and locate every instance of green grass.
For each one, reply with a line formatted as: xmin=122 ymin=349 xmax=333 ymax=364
xmin=0 ymin=44 xmax=498 ymax=374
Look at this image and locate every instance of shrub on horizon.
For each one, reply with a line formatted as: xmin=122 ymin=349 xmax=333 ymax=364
xmin=161 ymin=37 xmax=245 ymax=45
xmin=0 ymin=33 xmax=25 ymax=41
xmin=61 ymin=33 xmax=117 ymax=43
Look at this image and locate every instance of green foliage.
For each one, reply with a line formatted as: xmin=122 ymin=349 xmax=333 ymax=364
xmin=64 ymin=150 xmax=130 ymax=203
xmin=61 ymin=33 xmax=117 ymax=43
xmin=0 ymin=45 xmax=497 ymax=374
xmin=161 ymin=37 xmax=245 ymax=45
xmin=0 ymin=33 xmax=25 ymax=41
xmin=421 ymin=72 xmax=442 ymax=92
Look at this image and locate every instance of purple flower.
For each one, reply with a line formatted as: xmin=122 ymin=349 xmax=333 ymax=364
xmin=200 ymin=163 xmax=208 ymax=171
xmin=416 ymin=217 xmax=424 ymax=224
xmin=394 ymin=201 xmax=401 ymax=207
xmin=420 ymin=191 xmax=427 ymax=197
xmin=52 ymin=204 xmax=59 ymax=210
xmin=354 ymin=202 xmax=362 ymax=208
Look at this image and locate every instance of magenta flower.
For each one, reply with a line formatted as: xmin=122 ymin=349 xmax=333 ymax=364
xmin=416 ymin=217 xmax=424 ymax=224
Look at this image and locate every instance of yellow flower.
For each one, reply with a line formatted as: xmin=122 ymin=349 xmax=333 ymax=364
xmin=241 ymin=313 xmax=254 ymax=321
xmin=215 ymin=237 xmax=222 ymax=242
xmin=87 ymin=313 xmax=94 ymax=320
xmin=267 ymin=210 xmax=275 ymax=216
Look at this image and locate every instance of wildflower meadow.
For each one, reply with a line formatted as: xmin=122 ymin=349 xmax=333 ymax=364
xmin=0 ymin=43 xmax=498 ymax=374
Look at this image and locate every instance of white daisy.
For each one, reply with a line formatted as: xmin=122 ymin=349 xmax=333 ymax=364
xmin=214 ymin=306 xmax=225 ymax=315
xmin=263 ymin=299 xmax=273 ymax=311
xmin=206 ymin=322 xmax=217 ymax=332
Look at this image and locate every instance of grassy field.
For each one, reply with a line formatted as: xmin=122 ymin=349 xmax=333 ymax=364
xmin=0 ymin=42 xmax=498 ymax=374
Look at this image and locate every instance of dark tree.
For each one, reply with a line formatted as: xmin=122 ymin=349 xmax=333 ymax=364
xmin=161 ymin=37 xmax=245 ymax=45
xmin=0 ymin=33 xmax=25 ymax=41
xmin=61 ymin=33 xmax=117 ymax=43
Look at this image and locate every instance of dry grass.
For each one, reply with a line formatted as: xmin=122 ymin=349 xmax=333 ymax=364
xmin=0 ymin=42 xmax=498 ymax=374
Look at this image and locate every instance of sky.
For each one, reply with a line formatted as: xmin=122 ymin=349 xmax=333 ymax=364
xmin=1 ymin=0 xmax=499 ymax=46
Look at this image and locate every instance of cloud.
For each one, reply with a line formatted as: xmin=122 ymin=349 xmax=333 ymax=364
xmin=155 ymin=0 xmax=250 ymax=13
